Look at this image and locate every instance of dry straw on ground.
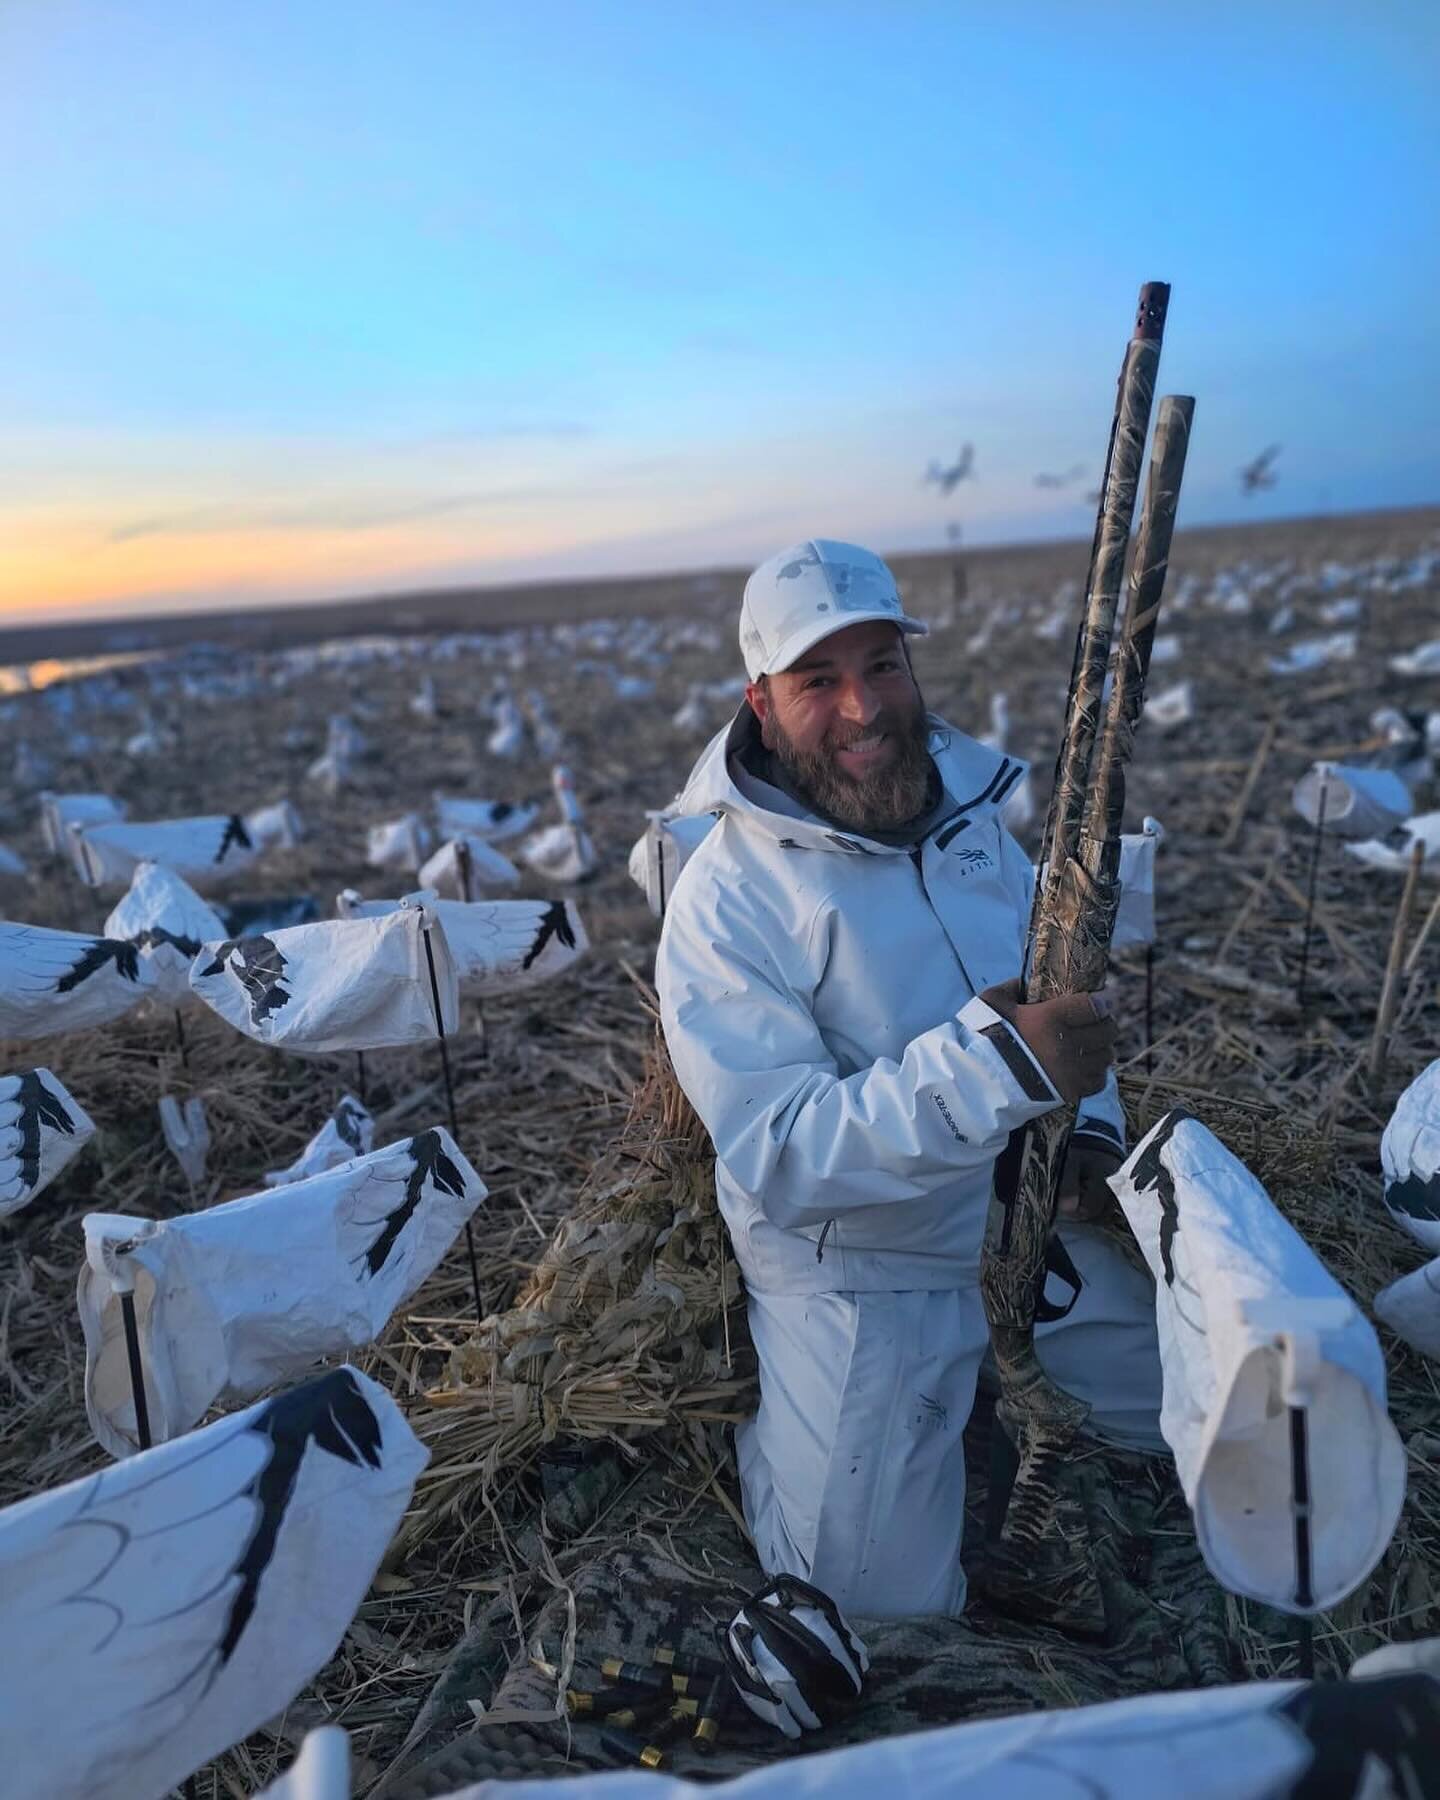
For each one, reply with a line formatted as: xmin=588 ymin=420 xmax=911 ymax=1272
xmin=2 ymin=507 xmax=1439 ymax=1789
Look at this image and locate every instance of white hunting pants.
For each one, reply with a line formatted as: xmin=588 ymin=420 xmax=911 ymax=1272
xmin=736 ymin=1223 xmax=1164 ymax=1618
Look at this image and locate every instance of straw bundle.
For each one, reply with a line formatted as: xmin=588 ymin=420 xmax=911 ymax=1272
xmin=404 ymin=1007 xmax=754 ymax=1549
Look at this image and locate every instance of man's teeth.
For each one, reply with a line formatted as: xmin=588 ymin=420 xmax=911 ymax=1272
xmin=843 ymin=733 xmax=886 ymax=751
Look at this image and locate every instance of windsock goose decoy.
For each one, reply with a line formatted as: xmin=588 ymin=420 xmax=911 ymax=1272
xmin=521 ymin=765 xmax=598 ymax=883
xmin=0 ymin=1067 xmax=95 ymax=1218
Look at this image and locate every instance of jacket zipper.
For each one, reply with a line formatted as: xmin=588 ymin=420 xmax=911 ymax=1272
xmin=817 ymin=841 xmax=975 ymax=1268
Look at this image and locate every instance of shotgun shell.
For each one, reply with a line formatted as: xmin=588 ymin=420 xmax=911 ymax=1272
xmin=600 ymin=1658 xmax=668 ymax=1693
xmin=625 ymin=1703 xmax=694 ymax=1764
xmin=599 ymin=1726 xmax=665 ymax=1770
xmin=566 ymin=1686 xmax=663 ymax=1720
xmin=692 ymin=1671 xmax=729 ymax=1754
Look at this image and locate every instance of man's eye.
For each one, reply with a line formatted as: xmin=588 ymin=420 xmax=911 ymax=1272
xmin=803 ymin=676 xmax=832 ymax=690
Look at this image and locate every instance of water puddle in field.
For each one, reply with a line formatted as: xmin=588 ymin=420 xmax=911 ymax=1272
xmin=0 ymin=651 xmax=161 ymax=696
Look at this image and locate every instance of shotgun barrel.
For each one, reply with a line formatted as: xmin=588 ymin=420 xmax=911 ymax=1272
xmin=978 ymin=285 xmax=1186 ymax=1629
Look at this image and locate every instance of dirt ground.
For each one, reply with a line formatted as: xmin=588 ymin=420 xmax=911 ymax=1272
xmin=2 ymin=504 xmax=1439 ymax=1792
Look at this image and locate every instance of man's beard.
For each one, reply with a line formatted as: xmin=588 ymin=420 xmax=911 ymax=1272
xmin=761 ymin=694 xmax=934 ymax=833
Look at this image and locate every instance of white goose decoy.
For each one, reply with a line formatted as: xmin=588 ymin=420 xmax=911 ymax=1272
xmin=1344 ymin=810 xmax=1440 ymax=874
xmin=1267 ymin=632 xmax=1357 ymax=677
xmin=419 ymin=834 xmax=521 ymax=897
xmin=432 ymin=793 xmax=538 ymax=843
xmin=71 ymin=813 xmax=258 ymax=891
xmin=305 ymin=714 xmax=364 ymax=793
xmin=189 ymin=902 xmax=459 ymax=1054
xmin=523 ymin=689 xmax=565 ymax=759
xmin=1390 ymin=639 xmax=1440 ymax=678
xmin=80 ymin=1131 xmax=485 ymax=1456
xmin=627 ymin=809 xmax=718 ymax=918
xmin=104 ymin=861 xmax=227 ymax=1005
xmin=486 ymin=693 xmax=526 ymax=759
xmin=255 ymin=1727 xmax=350 ymax=1800
xmin=0 ymin=1068 xmax=95 ymax=1219
xmin=1374 ymin=1255 xmax=1440 ymax=1362
xmin=365 ymin=812 xmax=432 ymax=873
xmin=1143 ymin=680 xmax=1194 ymax=731
xmin=1378 ymin=1056 xmax=1440 ymax=1253
xmin=0 ymin=1366 xmax=427 ymax=1800
xmin=337 ymin=889 xmax=587 ymax=994
xmin=522 ymin=765 xmax=598 ymax=884
xmin=123 ymin=713 xmax=170 ymax=759
xmin=1368 ymin=706 xmax=1432 ymax=792
xmin=0 ymin=921 xmax=159 ymax=1039
xmin=1110 ymin=1111 xmax=1404 ymax=1613
xmin=244 ymin=798 xmax=306 ymax=850
xmin=977 ymin=695 xmax=1036 ymax=834
xmin=38 ymin=790 xmax=126 ymax=856
xmin=1292 ymin=762 xmax=1412 ymax=840
xmin=671 ymin=684 xmax=709 ymax=734
xmin=263 ymin=1093 xmax=375 ymax=1189
xmin=1113 ymin=816 xmax=1165 ymax=949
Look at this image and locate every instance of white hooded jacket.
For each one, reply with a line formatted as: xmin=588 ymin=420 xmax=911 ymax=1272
xmin=657 ymin=710 xmax=1125 ymax=1296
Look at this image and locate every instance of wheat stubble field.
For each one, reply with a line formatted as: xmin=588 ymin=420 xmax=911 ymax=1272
xmin=2 ymin=506 xmax=1439 ymax=1791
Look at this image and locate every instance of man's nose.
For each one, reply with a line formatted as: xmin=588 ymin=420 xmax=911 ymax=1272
xmin=835 ymin=677 xmax=882 ymax=724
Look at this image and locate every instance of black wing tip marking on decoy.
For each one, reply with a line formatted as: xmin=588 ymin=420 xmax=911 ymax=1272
xmin=522 ymin=900 xmax=576 ymax=969
xmin=56 ymin=937 xmax=142 ymax=992
xmin=215 ymin=814 xmax=254 ymax=863
xmin=1129 ymin=1107 xmax=1195 ymax=1288
xmin=1386 ymin=1170 xmax=1440 ymax=1225
xmin=14 ymin=1069 xmax=78 ymax=1191
xmin=218 ymin=1370 xmax=383 ymax=1665
xmin=361 ymin=1130 xmax=466 ymax=1276
xmin=198 ymin=936 xmax=291 ymax=1024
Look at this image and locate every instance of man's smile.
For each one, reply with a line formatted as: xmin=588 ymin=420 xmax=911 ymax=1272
xmin=832 ymin=729 xmax=894 ymax=775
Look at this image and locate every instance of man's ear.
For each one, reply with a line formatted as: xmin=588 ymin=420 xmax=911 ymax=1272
xmin=745 ymin=676 xmax=771 ymax=726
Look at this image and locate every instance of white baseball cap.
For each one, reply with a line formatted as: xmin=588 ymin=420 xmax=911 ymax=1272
xmin=738 ymin=539 xmax=928 ymax=681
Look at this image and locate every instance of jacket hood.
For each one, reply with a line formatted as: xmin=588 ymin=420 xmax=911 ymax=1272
xmin=671 ymin=705 xmax=1030 ymax=856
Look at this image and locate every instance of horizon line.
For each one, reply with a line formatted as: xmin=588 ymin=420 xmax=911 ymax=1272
xmin=4 ymin=496 xmax=1437 ymax=650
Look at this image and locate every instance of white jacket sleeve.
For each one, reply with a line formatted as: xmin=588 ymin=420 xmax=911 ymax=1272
xmin=1073 ymin=1072 xmax=1127 ymax=1156
xmin=657 ymin=875 xmax=1061 ymax=1232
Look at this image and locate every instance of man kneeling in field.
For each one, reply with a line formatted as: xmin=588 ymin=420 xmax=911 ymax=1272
xmin=657 ymin=539 xmax=1163 ymax=1618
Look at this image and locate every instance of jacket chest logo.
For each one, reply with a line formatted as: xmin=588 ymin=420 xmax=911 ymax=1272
xmin=948 ymin=847 xmax=995 ymax=877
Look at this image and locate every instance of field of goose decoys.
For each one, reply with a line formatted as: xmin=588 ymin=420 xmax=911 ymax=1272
xmin=3 ymin=503 xmax=1440 ymax=1797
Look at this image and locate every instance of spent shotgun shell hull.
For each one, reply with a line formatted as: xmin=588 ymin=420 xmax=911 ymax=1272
xmin=599 ymin=1726 xmax=665 ymax=1770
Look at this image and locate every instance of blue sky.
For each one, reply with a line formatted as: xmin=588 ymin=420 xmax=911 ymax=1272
xmin=2 ymin=1 xmax=1436 ymax=621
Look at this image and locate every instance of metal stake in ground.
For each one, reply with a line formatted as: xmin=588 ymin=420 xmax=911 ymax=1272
xmin=1290 ymin=1401 xmax=1316 ymax=1680
xmin=1296 ymin=779 xmax=1329 ymax=1007
xmin=1145 ymin=943 xmax=1156 ymax=1074
xmin=421 ymin=923 xmax=484 ymax=1326
xmin=120 ymin=1291 xmax=153 ymax=1452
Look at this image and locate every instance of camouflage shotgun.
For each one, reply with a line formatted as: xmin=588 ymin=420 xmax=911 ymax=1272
xmin=978 ymin=284 xmax=1190 ymax=1631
